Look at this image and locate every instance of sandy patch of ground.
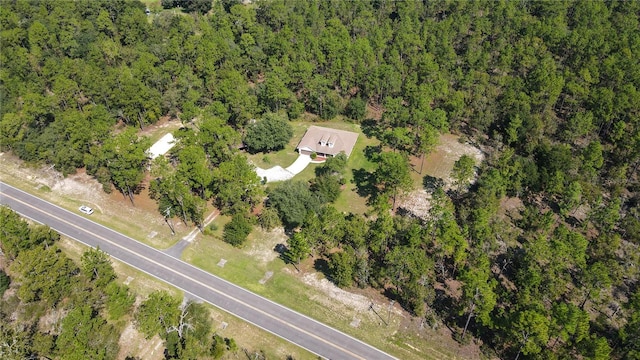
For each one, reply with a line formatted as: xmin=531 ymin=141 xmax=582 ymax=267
xmin=402 ymin=134 xmax=484 ymax=219
xmin=399 ymin=189 xmax=433 ymax=220
xmin=417 ymin=134 xmax=485 ymax=188
xmin=245 ymin=227 xmax=287 ymax=264
xmin=0 ymin=153 xmax=112 ymax=215
xmin=37 ymin=308 xmax=66 ymax=334
xmin=498 ymin=197 xmax=524 ymax=220
xmin=301 ymin=273 xmax=377 ymax=316
xmin=138 ymin=116 xmax=181 ymax=138
xmin=117 ymin=323 xmax=165 ymax=360
xmin=0 ymin=152 xmax=180 ymax=248
xmin=255 ymin=165 xmax=293 ymax=182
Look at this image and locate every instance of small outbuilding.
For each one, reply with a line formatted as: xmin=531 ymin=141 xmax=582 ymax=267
xmin=147 ymin=133 xmax=176 ymax=160
xmin=296 ymin=126 xmax=359 ymax=158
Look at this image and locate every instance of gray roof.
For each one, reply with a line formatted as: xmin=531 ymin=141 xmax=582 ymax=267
xmin=296 ymin=126 xmax=359 ymax=157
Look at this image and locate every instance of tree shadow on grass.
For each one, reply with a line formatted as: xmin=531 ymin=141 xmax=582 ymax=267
xmin=313 ymin=258 xmax=330 ymax=277
xmin=363 ymin=144 xmax=382 ymax=161
xmin=360 ymin=118 xmax=380 ymax=139
xmin=352 ymin=168 xmax=377 ymax=199
xmin=274 ymin=243 xmax=290 ymax=264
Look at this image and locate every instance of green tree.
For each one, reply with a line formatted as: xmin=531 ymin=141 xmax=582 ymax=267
xmin=135 ymin=291 xmax=181 ymax=338
xmin=316 ymin=152 xmax=348 ymax=177
xmin=373 ymin=152 xmax=413 ymax=210
xmin=104 ymin=282 xmax=135 ymax=320
xmin=197 ymin=114 xmax=241 ymax=166
xmin=258 ymin=72 xmax=293 ymax=113
xmin=223 ymin=214 xmax=253 ymax=247
xmin=368 ymin=212 xmax=395 ymax=258
xmin=311 ymin=173 xmax=343 ymax=203
xmin=86 ymin=128 xmax=151 ymax=204
xmin=619 ymin=289 xmax=640 ymax=359
xmin=55 ymin=305 xmax=120 ymax=360
xmin=305 ymin=75 xmax=343 ymax=120
xmin=579 ymin=261 xmax=612 ymax=310
xmin=451 ymin=154 xmax=476 ymax=193
xmin=581 ymin=140 xmax=604 ymax=181
xmin=0 ymin=206 xmax=35 ymax=260
xmin=511 ymin=309 xmax=550 ymax=360
xmin=81 ymin=247 xmax=116 ymax=289
xmin=244 ymin=113 xmax=293 ymax=153
xmin=590 ymin=197 xmax=622 ymax=234
xmin=165 ymin=301 xmax=214 ymax=359
xmin=428 ymin=189 xmax=468 ymax=279
xmin=183 ymin=0 xmax=213 ymax=14
xmin=210 ymin=333 xmax=226 ymax=359
xmin=560 ymin=181 xmax=583 ymax=217
xmin=286 ymin=232 xmax=311 ymax=268
xmin=344 ymin=96 xmax=367 ymax=122
xmin=330 ymin=248 xmax=355 ymax=288
xmin=267 ymin=180 xmax=322 ymax=228
xmin=211 ymin=155 xmax=262 ymax=215
xmin=0 ymin=322 xmax=30 ymax=360
xmin=382 ymin=127 xmax=414 ymax=154
xmin=586 ymin=336 xmax=611 ymax=360
xmin=0 ymin=270 xmax=9 ymax=296
xmin=384 ymin=243 xmax=434 ymax=317
xmin=11 ymin=246 xmax=77 ymax=306
xmin=176 ymin=144 xmax=213 ymax=199
xmin=413 ymin=120 xmax=440 ymax=173
xmin=112 ymin=67 xmax=161 ymax=129
xmin=258 ymin=207 xmax=281 ymax=231
xmin=459 ymin=254 xmax=497 ymax=339
xmin=550 ymin=303 xmax=589 ymax=348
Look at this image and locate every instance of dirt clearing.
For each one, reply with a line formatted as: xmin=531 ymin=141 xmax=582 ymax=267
xmin=401 ymin=134 xmax=484 ymax=219
xmin=413 ymin=133 xmax=485 ymax=188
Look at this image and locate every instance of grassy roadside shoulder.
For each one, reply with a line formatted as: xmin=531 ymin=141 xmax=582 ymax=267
xmin=186 ymin=216 xmax=466 ymax=360
xmin=0 ymin=153 xmax=184 ymax=250
xmin=56 ymin=236 xmax=315 ymax=359
xmin=0 ymin=125 xmax=481 ymax=359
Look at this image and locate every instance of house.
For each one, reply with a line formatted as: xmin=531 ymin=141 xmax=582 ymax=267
xmin=296 ymin=126 xmax=359 ymax=158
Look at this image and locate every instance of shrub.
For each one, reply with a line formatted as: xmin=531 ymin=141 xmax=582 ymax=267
xmin=223 ymin=214 xmax=253 ymax=247
xmin=258 ymin=207 xmax=281 ymax=231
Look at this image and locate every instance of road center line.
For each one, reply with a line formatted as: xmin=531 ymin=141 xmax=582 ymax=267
xmin=2 ymin=192 xmax=366 ymax=360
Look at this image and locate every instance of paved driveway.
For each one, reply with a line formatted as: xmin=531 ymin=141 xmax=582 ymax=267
xmin=255 ymin=154 xmax=311 ymax=183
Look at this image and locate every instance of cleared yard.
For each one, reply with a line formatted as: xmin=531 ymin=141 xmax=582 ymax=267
xmin=0 ymin=117 xmax=484 ymax=360
xmin=247 ymin=117 xmax=380 ymax=214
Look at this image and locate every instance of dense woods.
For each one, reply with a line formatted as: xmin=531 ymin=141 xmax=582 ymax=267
xmin=0 ymin=206 xmax=238 ymax=359
xmin=1 ymin=0 xmax=639 ymax=359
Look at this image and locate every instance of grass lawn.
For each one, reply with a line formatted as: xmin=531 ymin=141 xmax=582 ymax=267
xmin=246 ymin=115 xmax=380 ymax=215
xmin=245 ymin=121 xmax=310 ymax=169
xmin=182 ymin=223 xmax=462 ymax=360
xmin=139 ymin=0 xmax=161 ymax=11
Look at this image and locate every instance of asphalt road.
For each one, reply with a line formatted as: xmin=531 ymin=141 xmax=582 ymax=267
xmin=0 ymin=182 xmax=396 ymax=360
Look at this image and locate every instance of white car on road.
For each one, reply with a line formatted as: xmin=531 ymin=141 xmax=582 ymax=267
xmin=79 ymin=205 xmax=94 ymax=215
